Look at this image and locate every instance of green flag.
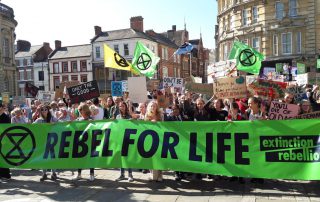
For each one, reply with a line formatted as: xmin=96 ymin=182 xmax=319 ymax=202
xmin=297 ymin=63 xmax=305 ymax=74
xmin=132 ymin=41 xmax=160 ymax=78
xmin=229 ymin=41 xmax=265 ymax=75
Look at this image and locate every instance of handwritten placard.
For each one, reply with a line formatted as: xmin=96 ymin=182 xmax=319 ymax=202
xmin=248 ymin=79 xmax=287 ymax=99
xmin=67 ymin=80 xmax=100 ymax=104
xmin=295 ymin=111 xmax=320 ymax=119
xmin=213 ymin=76 xmax=247 ymax=99
xmin=185 ymin=83 xmax=213 ymax=96
xmin=268 ymin=101 xmax=299 ymax=120
xmin=163 ymin=77 xmax=183 ymax=88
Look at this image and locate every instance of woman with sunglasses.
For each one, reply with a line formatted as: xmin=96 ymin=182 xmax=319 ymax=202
xmin=33 ymin=104 xmax=58 ymax=181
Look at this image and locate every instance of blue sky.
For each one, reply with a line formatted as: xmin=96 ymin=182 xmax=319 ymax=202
xmin=2 ymin=0 xmax=217 ymax=49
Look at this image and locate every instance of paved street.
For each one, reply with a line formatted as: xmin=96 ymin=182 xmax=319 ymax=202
xmin=0 ymin=169 xmax=320 ymax=201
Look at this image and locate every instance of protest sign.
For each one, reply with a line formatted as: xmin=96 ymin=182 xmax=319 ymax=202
xmin=163 ymin=77 xmax=183 ymax=88
xmin=296 ymin=73 xmax=308 ymax=86
xmin=296 ymin=73 xmax=320 ymax=85
xmin=147 ymin=80 xmax=160 ymax=91
xmin=25 ymin=82 xmax=39 ymax=98
xmin=111 ymin=81 xmax=123 ymax=97
xmin=122 ymin=80 xmax=128 ymax=92
xmin=36 ymin=91 xmax=55 ymax=102
xmin=1 ymin=120 xmax=320 ymax=180
xmin=245 ymin=75 xmax=258 ymax=85
xmin=1 ymin=92 xmax=10 ymax=104
xmin=248 ymin=79 xmax=287 ymax=99
xmin=55 ymin=81 xmax=80 ymax=99
xmin=12 ymin=96 xmax=25 ymax=106
xmin=67 ymin=80 xmax=100 ymax=104
xmin=295 ymin=111 xmax=320 ymax=119
xmin=213 ymin=76 xmax=247 ymax=99
xmin=185 ymin=83 xmax=213 ymax=96
xmin=128 ymin=77 xmax=147 ymax=103
xmin=157 ymin=92 xmax=169 ymax=108
xmin=297 ymin=63 xmax=306 ymax=74
xmin=268 ymin=101 xmax=300 ymax=120
xmin=286 ymin=85 xmax=307 ymax=103
xmin=276 ymin=63 xmax=283 ymax=73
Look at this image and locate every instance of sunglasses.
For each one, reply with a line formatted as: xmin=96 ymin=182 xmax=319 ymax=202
xmin=41 ymin=108 xmax=48 ymax=112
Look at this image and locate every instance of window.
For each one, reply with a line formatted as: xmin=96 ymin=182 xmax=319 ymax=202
xmin=151 ymin=46 xmax=155 ymax=53
xmin=26 ymin=70 xmax=32 ymax=80
xmin=2 ymin=38 xmax=9 ymax=57
xmin=124 ymin=44 xmax=129 ymax=56
xmin=289 ymin=0 xmax=298 ymax=17
xmin=273 ymin=35 xmax=279 ymax=56
xmin=19 ymin=71 xmax=24 ymax=80
xmin=224 ymin=43 xmax=228 ymax=61
xmin=38 ymin=86 xmax=45 ymax=91
xmin=27 ymin=58 xmax=33 ymax=66
xmin=223 ymin=18 xmax=226 ymax=31
xmin=252 ymin=6 xmax=258 ymax=23
xmin=164 ymin=48 xmax=168 ymax=60
xmin=95 ymin=46 xmax=101 ymax=58
xmin=174 ymin=55 xmax=177 ymax=63
xmin=53 ymin=76 xmax=60 ymax=90
xmin=252 ymin=38 xmax=260 ymax=51
xmin=282 ymin=32 xmax=292 ymax=54
xmin=62 ymin=62 xmax=68 ymax=73
xmin=71 ymin=61 xmax=77 ymax=72
xmin=162 ymin=67 xmax=168 ymax=78
xmin=296 ymin=32 xmax=302 ymax=53
xmin=80 ymin=60 xmax=87 ymax=71
xmin=62 ymin=75 xmax=69 ymax=82
xmin=183 ymin=61 xmax=188 ymax=70
xmin=174 ymin=67 xmax=177 ymax=77
xmin=177 ymin=55 xmax=180 ymax=64
xmin=38 ymin=71 xmax=44 ymax=81
xmin=53 ymin=63 xmax=59 ymax=73
xmin=276 ymin=2 xmax=284 ymax=20
xmin=242 ymin=9 xmax=248 ymax=26
xmin=80 ymin=75 xmax=88 ymax=83
xmin=114 ymin=44 xmax=119 ymax=53
xmin=71 ymin=75 xmax=78 ymax=81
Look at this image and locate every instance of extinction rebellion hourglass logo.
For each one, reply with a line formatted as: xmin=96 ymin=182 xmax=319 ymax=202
xmin=0 ymin=126 xmax=36 ymax=166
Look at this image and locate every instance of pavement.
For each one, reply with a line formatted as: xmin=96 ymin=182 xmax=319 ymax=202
xmin=0 ymin=169 xmax=320 ymax=202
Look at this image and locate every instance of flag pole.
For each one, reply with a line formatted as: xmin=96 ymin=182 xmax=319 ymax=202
xmin=189 ymin=53 xmax=192 ymax=76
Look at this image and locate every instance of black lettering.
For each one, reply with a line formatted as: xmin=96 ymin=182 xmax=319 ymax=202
xmin=43 ymin=133 xmax=58 ymax=159
xmin=217 ymin=133 xmax=231 ymax=163
xmin=121 ymin=129 xmax=137 ymax=156
xmin=206 ymin=133 xmax=213 ymax=163
xmin=102 ymin=129 xmax=113 ymax=157
xmin=235 ymin=133 xmax=250 ymax=165
xmin=161 ymin=132 xmax=179 ymax=159
xmin=138 ymin=130 xmax=159 ymax=158
xmin=72 ymin=131 xmax=89 ymax=158
xmin=91 ymin=130 xmax=102 ymax=157
xmin=189 ymin=132 xmax=202 ymax=162
xmin=58 ymin=131 xmax=72 ymax=158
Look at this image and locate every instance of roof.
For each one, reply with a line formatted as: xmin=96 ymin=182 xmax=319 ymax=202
xmin=49 ymin=44 xmax=91 ymax=59
xmin=146 ymin=32 xmax=178 ymax=49
xmin=92 ymin=28 xmax=155 ymax=42
xmin=15 ymin=45 xmax=42 ymax=58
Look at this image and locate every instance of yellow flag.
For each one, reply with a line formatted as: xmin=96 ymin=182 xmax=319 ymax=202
xmin=103 ymin=44 xmax=132 ymax=71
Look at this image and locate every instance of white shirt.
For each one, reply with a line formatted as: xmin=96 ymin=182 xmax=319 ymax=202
xmin=93 ymin=106 xmax=104 ymax=120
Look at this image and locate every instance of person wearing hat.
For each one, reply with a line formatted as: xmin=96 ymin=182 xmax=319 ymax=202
xmin=0 ymin=103 xmax=11 ymax=180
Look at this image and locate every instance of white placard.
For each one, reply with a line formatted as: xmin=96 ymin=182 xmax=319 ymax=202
xmin=163 ymin=77 xmax=183 ymax=88
xmin=128 ymin=77 xmax=148 ymax=103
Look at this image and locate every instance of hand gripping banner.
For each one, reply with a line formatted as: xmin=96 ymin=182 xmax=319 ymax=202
xmin=1 ymin=120 xmax=320 ymax=180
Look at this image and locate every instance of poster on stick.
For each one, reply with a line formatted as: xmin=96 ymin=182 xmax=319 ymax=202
xmin=213 ymin=76 xmax=247 ymax=99
xmin=111 ymin=81 xmax=123 ymax=97
xmin=248 ymin=79 xmax=287 ymax=99
xmin=163 ymin=77 xmax=183 ymax=88
xmin=67 ymin=80 xmax=100 ymax=104
xmin=268 ymin=101 xmax=299 ymax=120
xmin=128 ymin=77 xmax=147 ymax=103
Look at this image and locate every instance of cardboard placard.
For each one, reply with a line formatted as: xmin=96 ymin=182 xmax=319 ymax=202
xmin=268 ymin=101 xmax=300 ymax=120
xmin=147 ymin=80 xmax=160 ymax=91
xmin=55 ymin=81 xmax=80 ymax=99
xmin=163 ymin=77 xmax=183 ymax=88
xmin=128 ymin=77 xmax=147 ymax=103
xmin=37 ymin=91 xmax=55 ymax=102
xmin=111 ymin=81 xmax=123 ymax=97
xmin=286 ymin=85 xmax=307 ymax=103
xmin=213 ymin=76 xmax=247 ymax=99
xmin=185 ymin=83 xmax=213 ymax=96
xmin=122 ymin=80 xmax=128 ymax=92
xmin=1 ymin=92 xmax=10 ymax=104
xmin=67 ymin=80 xmax=100 ymax=104
xmin=248 ymin=79 xmax=287 ymax=99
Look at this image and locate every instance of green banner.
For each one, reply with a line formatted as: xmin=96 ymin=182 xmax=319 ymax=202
xmin=1 ymin=120 xmax=320 ymax=180
xmin=297 ymin=63 xmax=306 ymax=74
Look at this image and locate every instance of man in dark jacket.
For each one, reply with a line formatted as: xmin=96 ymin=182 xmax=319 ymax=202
xmin=0 ymin=103 xmax=11 ymax=180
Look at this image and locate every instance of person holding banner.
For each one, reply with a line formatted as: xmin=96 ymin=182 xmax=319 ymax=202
xmin=115 ymin=101 xmax=134 ymax=182
xmin=73 ymin=103 xmax=95 ymax=182
xmin=145 ymin=101 xmax=164 ymax=182
xmin=33 ymin=104 xmax=58 ymax=181
xmin=0 ymin=103 xmax=11 ymax=181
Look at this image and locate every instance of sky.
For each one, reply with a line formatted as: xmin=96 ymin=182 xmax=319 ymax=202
xmin=1 ymin=0 xmax=217 ymax=50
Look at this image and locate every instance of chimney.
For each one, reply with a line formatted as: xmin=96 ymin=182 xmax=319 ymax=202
xmin=43 ymin=42 xmax=50 ymax=48
xmin=145 ymin=29 xmax=156 ymax=36
xmin=55 ymin=40 xmax=61 ymax=50
xmin=94 ymin=26 xmax=102 ymax=36
xmin=130 ymin=16 xmax=144 ymax=32
xmin=16 ymin=40 xmax=31 ymax=51
xmin=172 ymin=25 xmax=176 ymax=32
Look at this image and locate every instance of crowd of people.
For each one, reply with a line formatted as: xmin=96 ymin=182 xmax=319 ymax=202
xmin=0 ymin=84 xmax=319 ymax=183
